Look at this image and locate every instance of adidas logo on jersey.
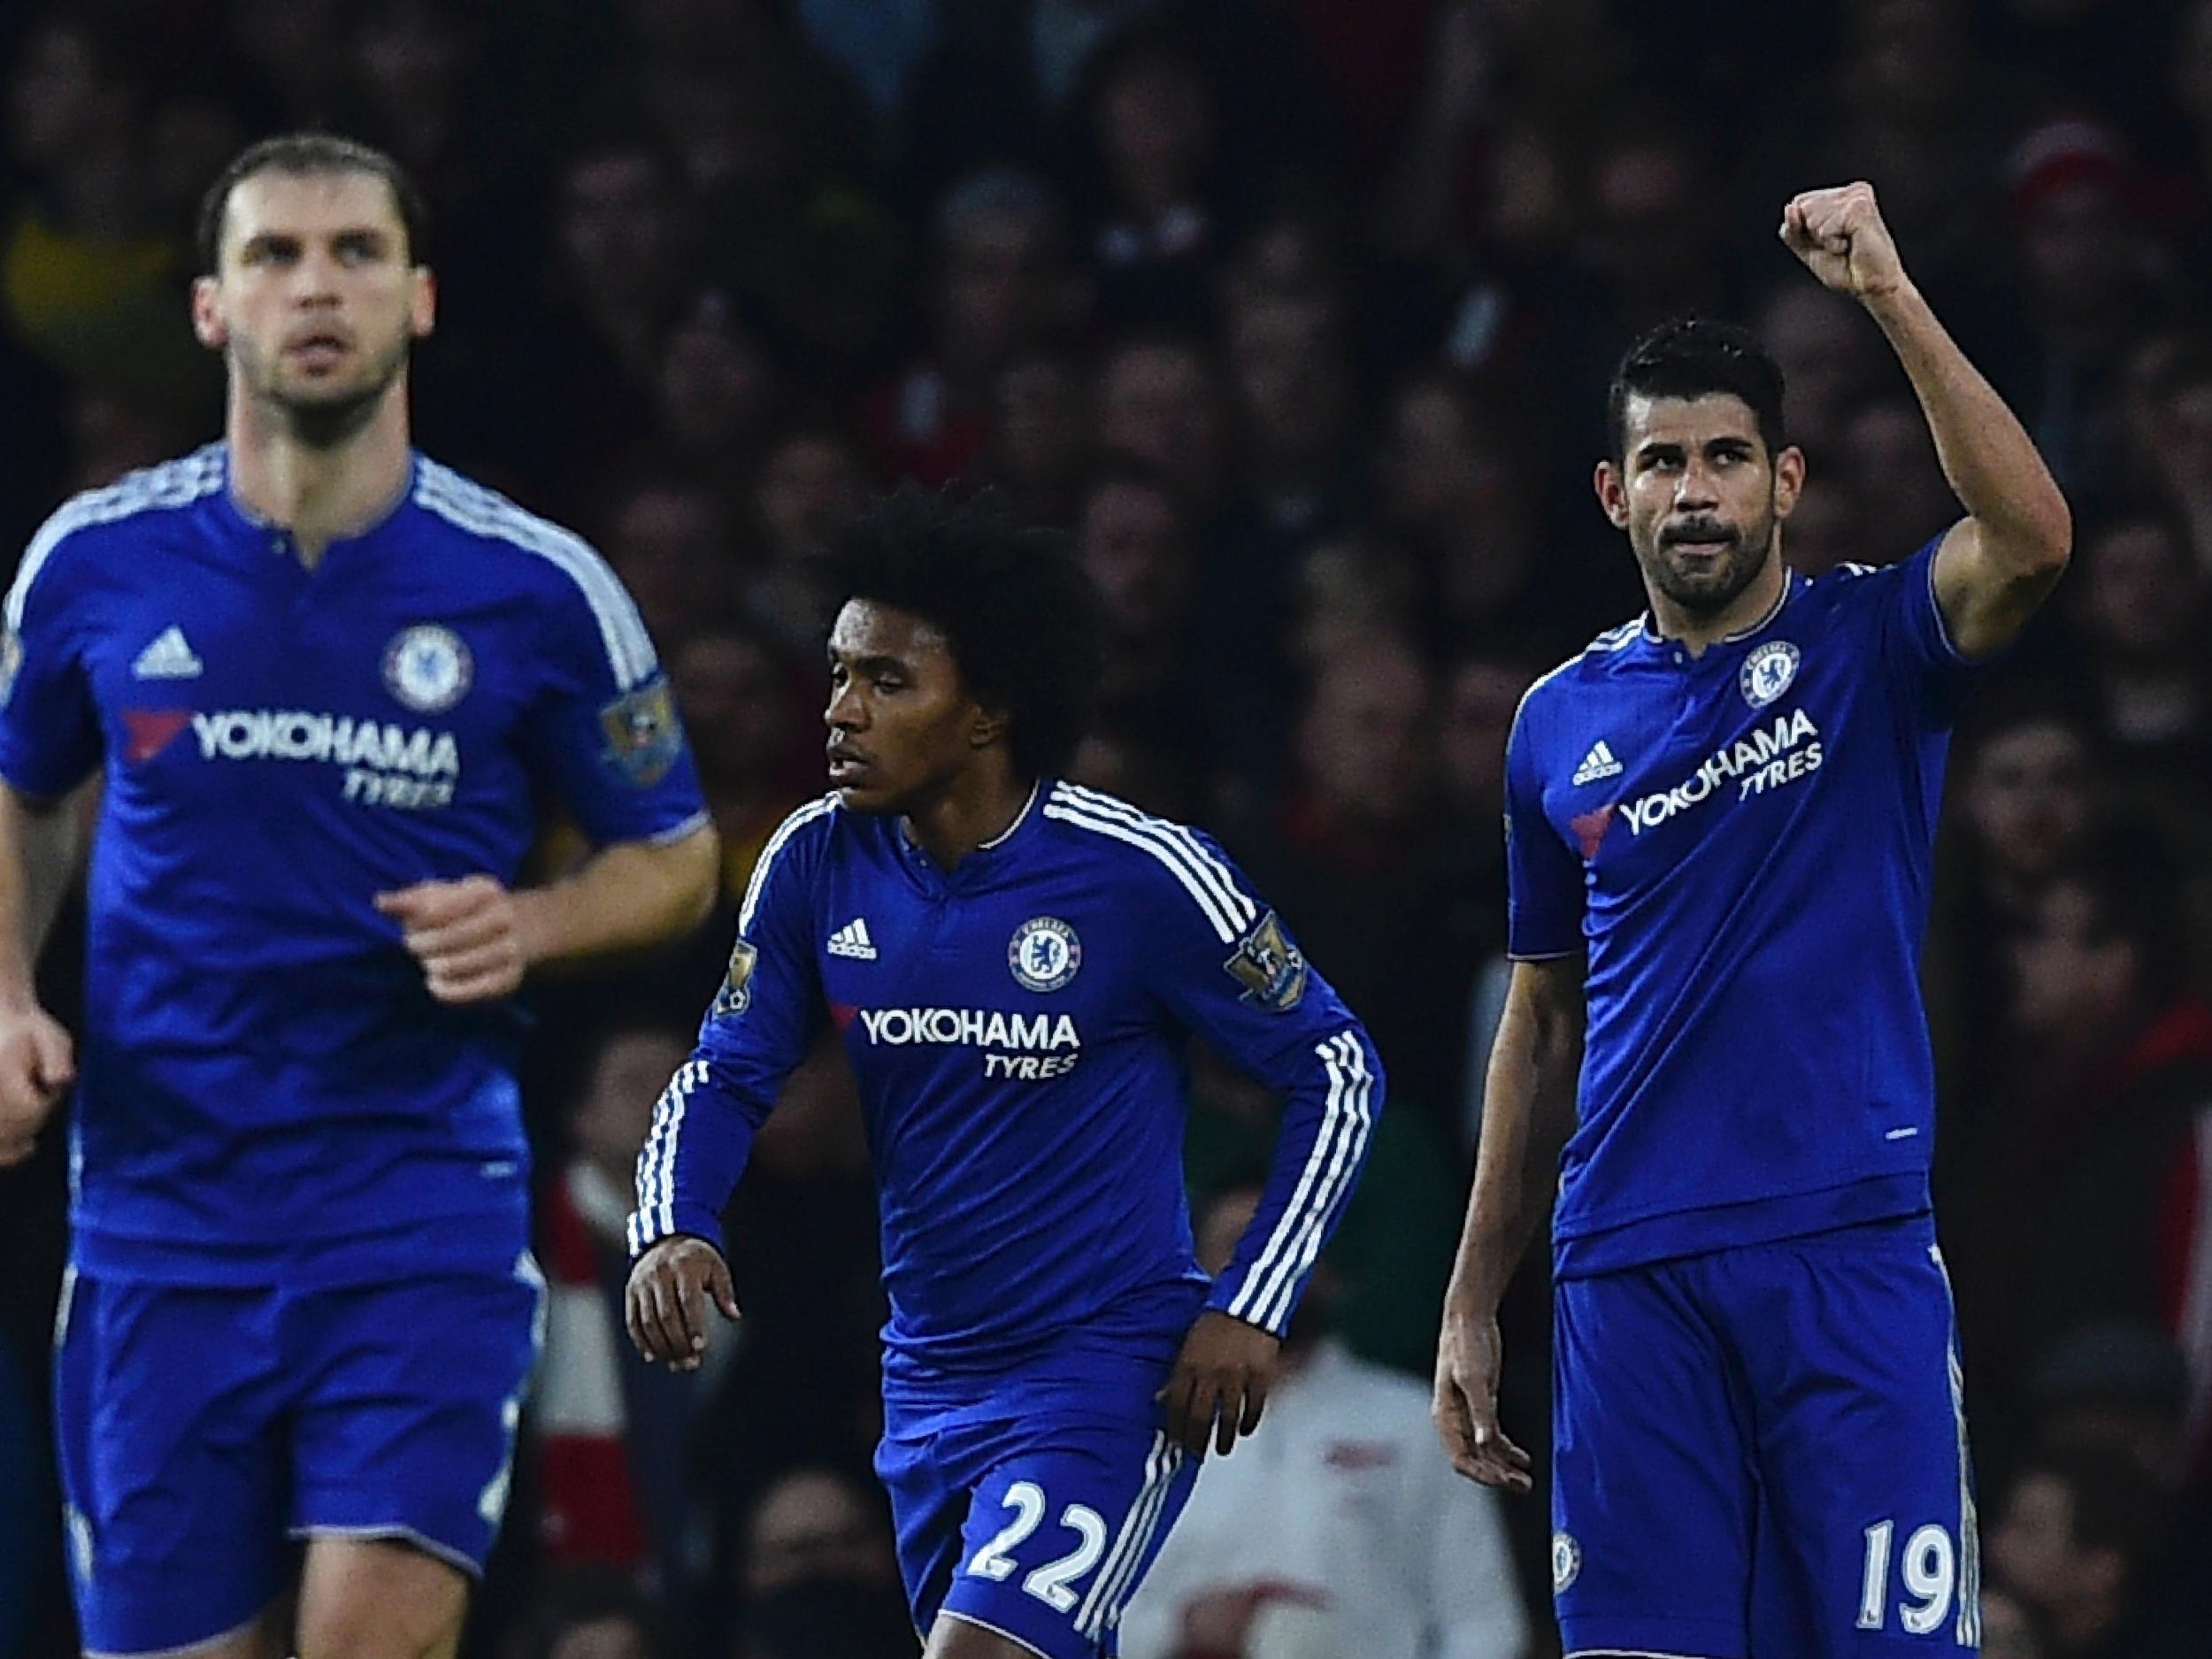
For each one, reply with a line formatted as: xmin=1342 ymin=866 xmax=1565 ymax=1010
xmin=132 ymin=626 xmax=203 ymax=680
xmin=827 ymin=918 xmax=878 ymax=960
xmin=1571 ymin=740 xmax=1623 ymax=786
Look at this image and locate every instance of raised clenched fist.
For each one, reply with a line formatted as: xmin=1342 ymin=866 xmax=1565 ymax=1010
xmin=1779 ymin=181 xmax=1909 ymax=303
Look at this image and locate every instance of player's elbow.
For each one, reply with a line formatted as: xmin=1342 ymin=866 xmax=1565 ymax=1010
xmin=2005 ymin=486 xmax=2073 ymax=580
xmin=2028 ymin=505 xmax=2072 ymax=578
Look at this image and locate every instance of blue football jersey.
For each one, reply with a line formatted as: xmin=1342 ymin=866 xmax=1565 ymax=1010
xmin=1505 ymin=536 xmax=1975 ymax=1276
xmin=631 ymin=780 xmax=1384 ymax=1387
xmin=0 ymin=445 xmax=708 ymax=1285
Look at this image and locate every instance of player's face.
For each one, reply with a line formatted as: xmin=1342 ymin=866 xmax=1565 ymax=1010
xmin=1597 ymin=394 xmax=1804 ymax=616
xmin=192 ymin=168 xmax=434 ymax=443
xmin=825 ymin=600 xmax=996 ymax=816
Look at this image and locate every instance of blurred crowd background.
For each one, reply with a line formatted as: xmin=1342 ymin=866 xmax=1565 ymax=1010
xmin=3 ymin=0 xmax=2212 ymax=1655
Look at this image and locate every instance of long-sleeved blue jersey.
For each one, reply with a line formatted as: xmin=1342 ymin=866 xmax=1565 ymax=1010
xmin=0 ymin=446 xmax=708 ymax=1286
xmin=1504 ymin=535 xmax=1975 ymax=1277
xmin=630 ymin=780 xmax=1383 ymax=1386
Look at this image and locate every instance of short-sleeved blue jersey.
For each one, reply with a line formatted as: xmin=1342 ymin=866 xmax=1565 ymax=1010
xmin=630 ymin=780 xmax=1384 ymax=1392
xmin=1505 ymin=536 xmax=1973 ymax=1277
xmin=0 ymin=445 xmax=708 ymax=1286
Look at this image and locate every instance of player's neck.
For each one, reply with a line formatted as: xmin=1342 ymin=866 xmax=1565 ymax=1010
xmin=902 ymin=764 xmax=1036 ymax=872
xmin=225 ymin=379 xmax=413 ymax=570
xmin=1647 ymin=548 xmax=1787 ymax=657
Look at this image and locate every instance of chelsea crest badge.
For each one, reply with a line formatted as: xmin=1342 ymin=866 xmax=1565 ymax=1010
xmin=382 ymin=624 xmax=472 ymax=714
xmin=1740 ymin=639 xmax=1800 ymax=710
xmin=1009 ymin=917 xmax=1082 ymax=992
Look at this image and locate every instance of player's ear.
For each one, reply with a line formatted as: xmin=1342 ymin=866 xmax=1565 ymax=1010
xmin=190 ymin=275 xmax=227 ymax=350
xmin=969 ymin=703 xmax=1010 ymax=750
xmin=1771 ymin=444 xmax=1807 ymax=519
xmin=409 ymin=266 xmax=436 ymax=340
xmin=1594 ymin=458 xmax=1631 ymax=530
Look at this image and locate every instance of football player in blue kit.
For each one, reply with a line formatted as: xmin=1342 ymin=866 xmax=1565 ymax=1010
xmin=0 ymin=136 xmax=718 ymax=1659
xmin=1432 ymin=182 xmax=2072 ymax=1658
xmin=626 ymin=488 xmax=1386 ymax=1659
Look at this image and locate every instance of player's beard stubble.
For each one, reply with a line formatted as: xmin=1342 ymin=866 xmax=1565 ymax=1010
xmin=232 ymin=330 xmax=411 ymax=450
xmin=1633 ymin=491 xmax=1781 ymax=617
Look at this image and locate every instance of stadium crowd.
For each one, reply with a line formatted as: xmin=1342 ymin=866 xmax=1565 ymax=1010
xmin=3 ymin=1 xmax=2212 ymax=1655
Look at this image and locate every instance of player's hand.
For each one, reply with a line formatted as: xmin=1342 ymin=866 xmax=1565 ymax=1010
xmin=1159 ymin=1310 xmax=1281 ymax=1458
xmin=1779 ymin=181 xmax=1909 ymax=303
xmin=1434 ymin=1300 xmax=1532 ymax=1492
xmin=0 ymin=1002 xmax=73 ymax=1166
xmin=625 ymin=1235 xmax=741 ymax=1372
xmin=374 ymin=874 xmax=536 ymax=1004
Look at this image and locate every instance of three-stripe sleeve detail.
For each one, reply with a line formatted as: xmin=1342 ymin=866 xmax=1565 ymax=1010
xmin=8 ymin=447 xmax=225 ymax=631
xmin=627 ymin=795 xmax=837 ymax=1256
xmin=629 ymin=1058 xmax=707 ymax=1252
xmin=1041 ymin=784 xmax=1256 ymax=943
xmin=740 ymin=795 xmax=837 ymax=933
xmin=1228 ymin=1029 xmax=1376 ymax=1332
xmin=413 ymin=460 xmax=658 ymax=690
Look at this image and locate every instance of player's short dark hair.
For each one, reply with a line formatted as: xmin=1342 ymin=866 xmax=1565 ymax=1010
xmin=1608 ymin=318 xmax=1787 ymax=462
xmin=196 ymin=134 xmax=428 ymax=274
xmin=821 ymin=485 xmax=1104 ymax=780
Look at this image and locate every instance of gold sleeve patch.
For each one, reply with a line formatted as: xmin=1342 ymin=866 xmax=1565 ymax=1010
xmin=1224 ymin=910 xmax=1308 ymax=1012
xmin=598 ymin=678 xmax=684 ymax=787
xmin=710 ymin=938 xmax=758 ymax=1019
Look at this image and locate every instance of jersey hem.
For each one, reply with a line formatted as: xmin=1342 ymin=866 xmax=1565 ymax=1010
xmin=1552 ymin=1170 xmax=1929 ymax=1276
xmin=0 ymin=746 xmax=95 ymax=804
xmin=290 ymin=1522 xmax=483 ymax=1578
xmin=83 ymin=1608 xmax=273 ymax=1659
xmin=881 ymin=1272 xmax=1206 ymax=1403
xmin=643 ymin=808 xmax=713 ymax=846
xmin=1552 ymin=1163 xmax=1925 ymax=1240
xmin=71 ymin=1206 xmax=530 ymax=1286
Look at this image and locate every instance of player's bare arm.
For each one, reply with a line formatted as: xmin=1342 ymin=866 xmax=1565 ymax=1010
xmin=625 ymin=1233 xmax=741 ymax=1372
xmin=1781 ymin=181 xmax=2072 ymax=657
xmin=0 ymin=781 xmax=81 ymax=1164
xmin=375 ymin=822 xmax=718 ymax=1004
xmin=1434 ymin=953 xmax=1585 ymax=1492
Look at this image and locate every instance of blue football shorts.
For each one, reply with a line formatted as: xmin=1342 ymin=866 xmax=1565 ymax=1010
xmin=53 ymin=1256 xmax=543 ymax=1657
xmin=877 ymin=1363 xmax=1200 ymax=1659
xmin=1551 ymin=1215 xmax=1981 ymax=1659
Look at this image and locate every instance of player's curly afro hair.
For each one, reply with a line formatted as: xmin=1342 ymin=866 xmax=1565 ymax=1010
xmin=821 ymin=484 xmax=1106 ymax=780
xmin=1607 ymin=317 xmax=1787 ymax=464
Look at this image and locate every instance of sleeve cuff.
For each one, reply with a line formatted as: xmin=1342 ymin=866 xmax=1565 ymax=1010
xmin=0 ymin=749 xmax=93 ymax=805
xmin=625 ymin=1202 xmax=726 ymax=1262
xmin=1205 ymin=1277 xmax=1288 ymax=1337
